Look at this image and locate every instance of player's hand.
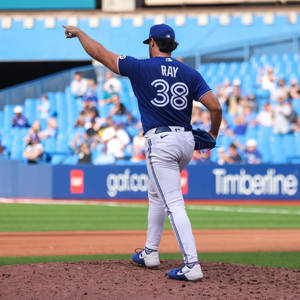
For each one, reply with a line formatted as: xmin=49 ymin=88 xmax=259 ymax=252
xmin=63 ymin=25 xmax=81 ymax=38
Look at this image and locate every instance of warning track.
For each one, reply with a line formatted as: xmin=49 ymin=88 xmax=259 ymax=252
xmin=0 ymin=229 xmax=300 ymax=257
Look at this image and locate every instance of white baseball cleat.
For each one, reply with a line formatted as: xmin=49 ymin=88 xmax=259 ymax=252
xmin=167 ymin=264 xmax=203 ymax=281
xmin=132 ymin=248 xmax=160 ymax=268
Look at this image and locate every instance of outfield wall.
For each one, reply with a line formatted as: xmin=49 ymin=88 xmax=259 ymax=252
xmin=0 ymin=161 xmax=299 ymax=200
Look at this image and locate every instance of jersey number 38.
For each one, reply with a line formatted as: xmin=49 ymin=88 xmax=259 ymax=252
xmin=150 ymin=79 xmax=189 ymax=110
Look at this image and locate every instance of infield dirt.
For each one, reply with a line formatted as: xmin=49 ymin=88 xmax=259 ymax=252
xmin=1 ymin=229 xmax=300 ymax=299
xmin=1 ymin=260 xmax=300 ymax=299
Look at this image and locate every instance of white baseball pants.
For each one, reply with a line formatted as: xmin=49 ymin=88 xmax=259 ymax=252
xmin=144 ymin=127 xmax=198 ymax=264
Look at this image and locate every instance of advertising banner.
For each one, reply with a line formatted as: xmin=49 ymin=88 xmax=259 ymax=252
xmin=52 ymin=164 xmax=300 ymax=200
xmin=0 ymin=161 xmax=298 ymax=200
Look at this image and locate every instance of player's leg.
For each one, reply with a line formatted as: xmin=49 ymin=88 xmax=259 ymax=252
xmin=165 ymin=133 xmax=203 ymax=280
xmin=147 ymin=132 xmax=202 ymax=280
xmin=145 ymin=176 xmax=167 ymax=252
xmin=132 ymin=142 xmax=166 ymax=268
xmin=146 ymin=133 xmax=199 ymax=266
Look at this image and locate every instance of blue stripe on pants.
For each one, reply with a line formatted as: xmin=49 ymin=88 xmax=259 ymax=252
xmin=147 ymin=139 xmax=189 ymax=263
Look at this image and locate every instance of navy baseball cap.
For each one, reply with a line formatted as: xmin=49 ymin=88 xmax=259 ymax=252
xmin=143 ymin=24 xmax=175 ymax=44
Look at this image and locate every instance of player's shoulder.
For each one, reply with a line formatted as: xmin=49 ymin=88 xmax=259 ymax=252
xmin=178 ymin=60 xmax=199 ymax=75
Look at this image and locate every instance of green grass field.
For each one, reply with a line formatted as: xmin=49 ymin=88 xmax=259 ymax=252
xmin=0 ymin=203 xmax=299 ymax=268
xmin=1 ymin=252 xmax=300 ymax=269
xmin=0 ymin=203 xmax=300 ymax=232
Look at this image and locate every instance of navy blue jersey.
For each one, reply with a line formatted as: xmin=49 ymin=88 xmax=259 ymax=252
xmin=118 ymin=56 xmax=211 ymax=133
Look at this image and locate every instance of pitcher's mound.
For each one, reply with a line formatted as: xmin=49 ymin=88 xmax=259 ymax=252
xmin=1 ymin=260 xmax=299 ymax=299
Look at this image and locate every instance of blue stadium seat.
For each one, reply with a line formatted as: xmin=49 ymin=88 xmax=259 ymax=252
xmin=257 ymin=126 xmax=272 ymax=163
xmin=270 ymin=134 xmax=287 ymax=163
xmin=0 ymin=111 xmax=4 ymax=134
xmin=43 ymin=137 xmax=56 ymax=153
xmin=47 ymin=92 xmax=57 ymax=117
xmin=63 ymin=154 xmax=78 ymax=165
xmin=24 ymin=99 xmax=37 ymax=125
xmin=295 ymin=132 xmax=300 ymax=157
xmin=282 ymin=134 xmax=297 ymax=162
xmin=98 ymin=103 xmax=114 ymax=118
xmin=4 ymin=105 xmax=14 ymax=131
xmin=256 ymin=89 xmax=270 ymax=99
xmin=245 ymin=126 xmax=258 ymax=140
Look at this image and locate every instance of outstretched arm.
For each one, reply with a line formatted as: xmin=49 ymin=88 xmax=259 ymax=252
xmin=63 ymin=25 xmax=119 ymax=74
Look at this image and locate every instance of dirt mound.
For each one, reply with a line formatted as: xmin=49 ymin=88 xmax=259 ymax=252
xmin=0 ymin=260 xmax=299 ymax=300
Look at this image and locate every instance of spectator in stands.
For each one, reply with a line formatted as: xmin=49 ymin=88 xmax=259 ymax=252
xmin=23 ymin=128 xmax=44 ymax=164
xmin=220 ymin=79 xmax=233 ymax=102
xmin=233 ymin=105 xmax=256 ymax=135
xmin=131 ymin=129 xmax=146 ymax=162
xmin=226 ymin=144 xmax=243 ymax=164
xmin=81 ymin=106 xmax=101 ymax=132
xmin=93 ymin=146 xmax=115 ymax=165
xmin=192 ymin=150 xmax=211 ymax=164
xmin=224 ymin=79 xmax=242 ymax=116
xmin=254 ymin=102 xmax=273 ymax=127
xmin=258 ymin=66 xmax=276 ymax=91
xmin=101 ymin=119 xmax=130 ymax=159
xmin=230 ymin=134 xmax=262 ymax=164
xmin=236 ymin=97 xmax=249 ymax=115
xmin=82 ymin=79 xmax=98 ymax=109
xmin=12 ymin=106 xmax=29 ymax=128
xmin=108 ymin=94 xmax=127 ymax=118
xmin=247 ymin=93 xmax=259 ymax=112
xmin=199 ymin=110 xmax=211 ymax=132
xmin=191 ymin=106 xmax=202 ymax=128
xmin=84 ymin=107 xmax=106 ymax=138
xmin=292 ymin=116 xmax=300 ymax=132
xmin=70 ymin=72 xmax=88 ymax=98
xmin=71 ymin=134 xmax=92 ymax=164
xmin=288 ymin=78 xmax=300 ymax=100
xmin=99 ymin=93 xmax=127 ymax=118
xmin=0 ymin=139 xmax=6 ymax=157
xmin=218 ymin=146 xmax=243 ymax=165
xmin=272 ymin=97 xmax=292 ymax=134
xmin=101 ymin=71 xmax=122 ymax=100
xmin=74 ymin=111 xmax=86 ymax=128
xmin=243 ymin=139 xmax=262 ymax=164
xmin=271 ymin=78 xmax=289 ymax=101
xmin=217 ymin=147 xmax=228 ymax=165
xmin=123 ymin=111 xmax=139 ymax=128
xmin=286 ymin=101 xmax=298 ymax=130
xmin=38 ymin=118 xmax=57 ymax=140
xmin=37 ymin=94 xmax=50 ymax=119
xmin=31 ymin=120 xmax=41 ymax=133
xmin=83 ymin=95 xmax=97 ymax=109
xmin=218 ymin=119 xmax=233 ymax=137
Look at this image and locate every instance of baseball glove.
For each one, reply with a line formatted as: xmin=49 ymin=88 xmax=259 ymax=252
xmin=192 ymin=129 xmax=216 ymax=150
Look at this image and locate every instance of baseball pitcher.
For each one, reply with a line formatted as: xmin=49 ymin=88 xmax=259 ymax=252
xmin=63 ymin=23 xmax=222 ymax=281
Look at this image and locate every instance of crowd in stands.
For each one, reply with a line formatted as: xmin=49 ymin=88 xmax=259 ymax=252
xmin=1 ymin=58 xmax=300 ymax=165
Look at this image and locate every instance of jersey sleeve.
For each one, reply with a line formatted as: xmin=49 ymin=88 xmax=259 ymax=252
xmin=193 ymin=71 xmax=211 ymax=101
xmin=118 ymin=55 xmax=140 ymax=78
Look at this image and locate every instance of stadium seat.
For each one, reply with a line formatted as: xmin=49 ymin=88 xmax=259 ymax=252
xmin=63 ymin=154 xmax=78 ymax=165
xmin=257 ymin=126 xmax=272 ymax=163
xmin=0 ymin=111 xmax=4 ymax=134
xmin=270 ymin=134 xmax=287 ymax=163
xmin=24 ymin=99 xmax=37 ymax=125
xmin=282 ymin=133 xmax=297 ymax=162
xmin=3 ymin=105 xmax=14 ymax=131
